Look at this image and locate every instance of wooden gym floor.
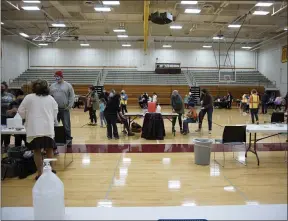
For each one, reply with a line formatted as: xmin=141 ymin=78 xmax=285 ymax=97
xmin=2 ymin=107 xmax=287 ymax=207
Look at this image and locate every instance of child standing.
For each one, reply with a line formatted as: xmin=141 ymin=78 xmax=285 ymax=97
xmin=99 ymin=98 xmax=107 ymax=127
xmin=184 ymin=94 xmax=189 ymax=109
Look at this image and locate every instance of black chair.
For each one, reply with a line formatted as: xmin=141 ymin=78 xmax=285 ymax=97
xmin=271 ymin=112 xmax=285 ymax=123
xmin=215 ymin=126 xmax=246 ymax=167
xmin=54 ymin=126 xmax=73 ymax=169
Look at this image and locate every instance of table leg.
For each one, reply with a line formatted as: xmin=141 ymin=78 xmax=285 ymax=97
xmin=245 ymin=133 xmax=251 ymax=158
xmin=254 ymin=133 xmax=260 ymax=166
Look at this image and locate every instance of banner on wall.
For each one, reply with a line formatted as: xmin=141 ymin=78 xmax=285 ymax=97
xmin=282 ymin=45 xmax=287 ymax=63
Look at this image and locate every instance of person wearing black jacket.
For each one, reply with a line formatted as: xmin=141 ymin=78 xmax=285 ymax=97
xmin=6 ymin=90 xmax=26 ymax=146
xmin=104 ymin=92 xmax=120 ymax=139
xmin=261 ymin=91 xmax=269 ymax=114
xmin=196 ymin=89 xmax=213 ymax=134
xmin=284 ymin=92 xmax=288 ymax=112
xmin=99 ymin=88 xmax=109 ymax=103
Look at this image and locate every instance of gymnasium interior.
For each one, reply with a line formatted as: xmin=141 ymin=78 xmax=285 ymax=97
xmin=1 ymin=0 xmax=287 ymax=220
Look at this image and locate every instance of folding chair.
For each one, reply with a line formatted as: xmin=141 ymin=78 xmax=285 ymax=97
xmin=54 ymin=126 xmax=73 ymax=169
xmin=214 ymin=126 xmax=246 ymax=167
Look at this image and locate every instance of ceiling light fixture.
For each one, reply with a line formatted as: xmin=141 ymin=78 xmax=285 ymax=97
xmin=122 ymin=44 xmax=131 ymax=47
xmin=102 ymin=1 xmax=120 ymax=5
xmin=22 ymin=6 xmax=40 ymax=10
xmin=23 ymin=0 xmax=41 ymax=3
xmin=19 ymin=32 xmax=29 ymax=38
xmin=52 ymin=23 xmax=66 ymax=27
xmin=38 ymin=43 xmax=48 ymax=46
xmin=213 ymin=36 xmax=224 ymax=40
xmin=170 ymin=25 xmax=183 ymax=29
xmin=203 ymin=45 xmax=212 ymax=48
xmin=242 ymin=46 xmax=252 ymax=49
xmin=185 ymin=8 xmax=201 ymax=13
xmin=117 ymin=34 xmax=128 ymax=38
xmin=80 ymin=43 xmax=90 ymax=47
xmin=253 ymin=10 xmax=270 ymax=15
xmin=228 ymin=24 xmax=241 ymax=28
xmin=94 ymin=7 xmax=111 ymax=12
xmin=181 ymin=1 xmax=198 ymax=4
xmin=284 ymin=28 xmax=288 ymax=31
xmin=1 ymin=22 xmax=4 ymax=25
xmin=255 ymin=2 xmax=273 ymax=7
xmin=113 ymin=29 xmax=126 ymax=32
xmin=163 ymin=45 xmax=172 ymax=48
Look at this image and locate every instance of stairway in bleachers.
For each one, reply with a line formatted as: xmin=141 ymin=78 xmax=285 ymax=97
xmin=9 ymin=69 xmax=101 ymax=88
xmin=104 ymin=71 xmax=188 ymax=85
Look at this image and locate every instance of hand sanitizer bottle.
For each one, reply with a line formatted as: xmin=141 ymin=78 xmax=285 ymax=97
xmin=33 ymin=159 xmax=65 ymax=220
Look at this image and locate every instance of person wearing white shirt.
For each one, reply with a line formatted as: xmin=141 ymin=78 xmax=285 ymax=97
xmin=152 ymin=92 xmax=158 ymax=103
xmin=18 ymin=79 xmax=58 ymax=180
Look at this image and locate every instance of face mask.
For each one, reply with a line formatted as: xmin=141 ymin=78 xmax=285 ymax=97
xmin=109 ymin=92 xmax=114 ymax=98
xmin=55 ymin=76 xmax=61 ymax=82
xmin=103 ymin=90 xmax=106 ymax=93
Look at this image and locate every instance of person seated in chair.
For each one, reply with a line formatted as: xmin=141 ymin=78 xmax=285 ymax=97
xmin=117 ymin=111 xmax=135 ymax=136
xmin=182 ymin=102 xmax=198 ymax=135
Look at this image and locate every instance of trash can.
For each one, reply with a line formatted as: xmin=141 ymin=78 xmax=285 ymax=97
xmin=193 ymin=138 xmax=213 ymax=165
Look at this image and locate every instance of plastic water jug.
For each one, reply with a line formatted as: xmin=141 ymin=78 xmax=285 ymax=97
xmin=156 ymin=104 xmax=161 ymax=113
xmin=148 ymin=102 xmax=156 ymax=113
xmin=33 ymin=159 xmax=65 ymax=220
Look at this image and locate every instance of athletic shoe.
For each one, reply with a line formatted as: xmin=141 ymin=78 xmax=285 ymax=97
xmin=128 ymin=132 xmax=135 ymax=136
xmin=107 ymin=137 xmax=112 ymax=140
xmin=195 ymin=129 xmax=201 ymax=132
xmin=209 ymin=130 xmax=212 ymax=134
xmin=114 ymin=136 xmax=119 ymax=140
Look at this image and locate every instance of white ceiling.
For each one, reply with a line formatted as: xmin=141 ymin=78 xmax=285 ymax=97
xmin=1 ymin=0 xmax=287 ymax=46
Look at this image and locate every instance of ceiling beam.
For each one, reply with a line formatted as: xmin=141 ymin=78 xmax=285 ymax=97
xmin=49 ymin=1 xmax=72 ymax=18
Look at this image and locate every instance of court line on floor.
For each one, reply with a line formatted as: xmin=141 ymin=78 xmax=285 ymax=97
xmin=222 ymin=173 xmax=249 ymax=202
xmin=104 ymin=153 xmax=122 ymax=200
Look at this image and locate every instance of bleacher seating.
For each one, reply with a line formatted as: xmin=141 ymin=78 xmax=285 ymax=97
xmin=104 ymin=71 xmax=188 ymax=85
xmin=10 ymin=69 xmax=101 ymax=88
xmin=186 ymin=71 xmax=274 ymax=87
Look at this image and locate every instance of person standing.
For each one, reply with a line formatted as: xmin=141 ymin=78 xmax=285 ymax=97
xmin=1 ymin=82 xmax=15 ymax=148
xmin=18 ymin=79 xmax=58 ymax=180
xmin=99 ymin=98 xmax=107 ymax=127
xmin=249 ymin=89 xmax=260 ymax=124
xmin=99 ymin=88 xmax=109 ymax=103
xmin=196 ymin=89 xmax=213 ymax=134
xmin=227 ymin=92 xmax=233 ymax=109
xmin=6 ymin=90 xmax=26 ymax=146
xmin=261 ymin=91 xmax=269 ymax=114
xmin=184 ymin=94 xmax=189 ymax=109
xmin=152 ymin=92 xmax=158 ymax=103
xmin=120 ymin=90 xmax=128 ymax=115
xmin=104 ymin=92 xmax=120 ymax=140
xmin=87 ymin=86 xmax=99 ymax=126
xmin=50 ymin=71 xmax=75 ymax=143
xmin=171 ymin=90 xmax=184 ymax=133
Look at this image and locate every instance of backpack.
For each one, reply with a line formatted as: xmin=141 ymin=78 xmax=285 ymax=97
xmin=174 ymin=97 xmax=183 ymax=111
xmin=131 ymin=122 xmax=142 ymax=133
xmin=7 ymin=146 xmax=28 ymax=158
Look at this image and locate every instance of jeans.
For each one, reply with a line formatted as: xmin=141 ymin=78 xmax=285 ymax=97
xmin=172 ymin=113 xmax=183 ymax=130
xmin=121 ymin=104 xmax=128 ymax=115
xmin=275 ymin=104 xmax=281 ymax=111
xmin=183 ymin=118 xmax=197 ymax=133
xmin=261 ymin=103 xmax=267 ymax=114
xmin=198 ymin=108 xmax=213 ymax=130
xmin=89 ymin=109 xmax=97 ymax=123
xmin=105 ymin=114 xmax=119 ymax=138
xmin=100 ymin=112 xmax=107 ymax=126
xmin=250 ymin=108 xmax=259 ymax=124
xmin=227 ymin=101 xmax=232 ymax=109
xmin=57 ymin=109 xmax=72 ymax=141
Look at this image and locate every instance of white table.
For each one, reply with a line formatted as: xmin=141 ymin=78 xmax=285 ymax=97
xmin=1 ymin=127 xmax=26 ymax=135
xmin=245 ymin=124 xmax=287 ymax=166
xmin=125 ymin=112 xmax=179 ymax=136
